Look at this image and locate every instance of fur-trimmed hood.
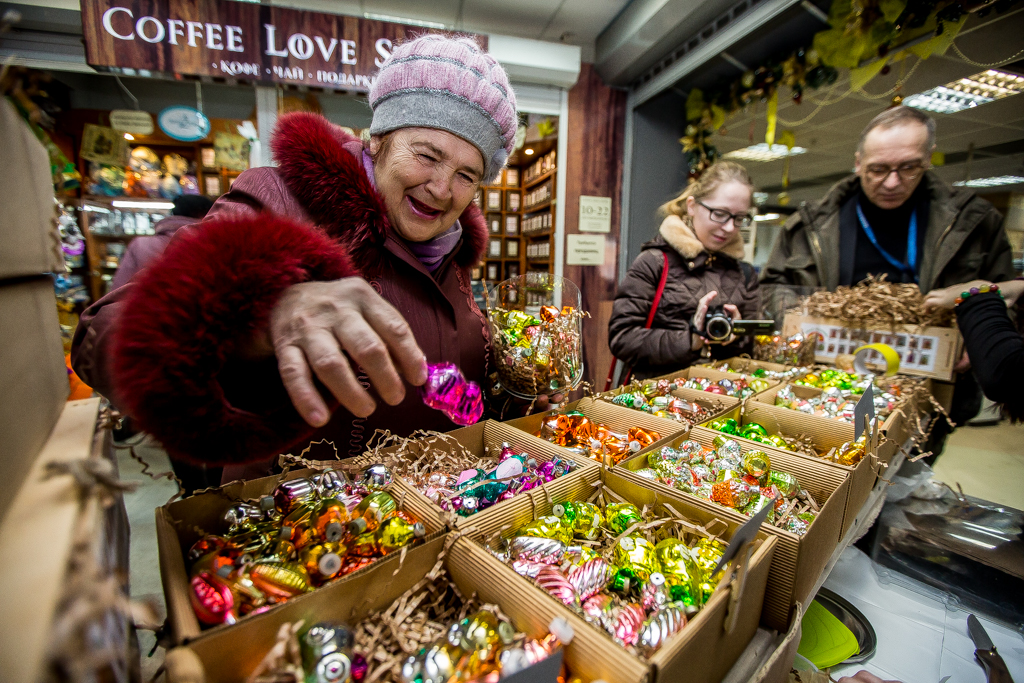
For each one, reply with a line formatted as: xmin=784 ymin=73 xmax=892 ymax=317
xmin=270 ymin=112 xmax=488 ymax=276
xmin=658 ymin=214 xmax=745 ymax=261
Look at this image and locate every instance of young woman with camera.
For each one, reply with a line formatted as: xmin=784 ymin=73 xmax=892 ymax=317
xmin=608 ymin=161 xmax=762 ymax=380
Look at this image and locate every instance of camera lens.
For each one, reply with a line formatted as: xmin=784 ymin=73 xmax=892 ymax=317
xmin=706 ymin=316 xmax=732 ymax=341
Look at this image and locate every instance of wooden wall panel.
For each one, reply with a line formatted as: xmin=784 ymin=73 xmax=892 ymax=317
xmin=563 ymin=63 xmax=627 ymax=390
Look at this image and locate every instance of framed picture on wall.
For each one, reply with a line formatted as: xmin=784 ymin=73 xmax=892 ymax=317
xmin=489 ymin=214 xmax=502 ymax=234
xmin=506 ymin=191 xmax=521 ymax=212
xmin=506 ymin=239 xmax=519 ymax=258
xmin=486 ymin=189 xmax=502 ymax=212
xmin=204 ymin=176 xmax=221 ymax=196
xmin=201 ymin=147 xmax=216 ymax=168
xmin=504 ymin=214 xmax=519 ymax=236
xmin=488 ymin=238 xmax=502 ymax=258
xmin=505 ymin=168 xmax=519 ymax=187
xmin=506 ymin=262 xmax=520 ymax=278
xmin=486 ymin=262 xmax=499 ymax=281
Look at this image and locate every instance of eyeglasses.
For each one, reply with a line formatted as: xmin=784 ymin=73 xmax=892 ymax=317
xmin=696 ymin=200 xmax=753 ymax=228
xmin=864 ymin=161 xmax=926 ymax=184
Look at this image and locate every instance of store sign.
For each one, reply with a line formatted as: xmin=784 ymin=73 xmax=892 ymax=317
xmin=565 ymin=234 xmax=605 ymax=266
xmin=578 ymin=195 xmax=612 ymax=233
xmin=109 ymin=109 xmax=154 ymax=135
xmin=158 ymin=106 xmax=211 ymax=141
xmin=81 ymin=0 xmax=487 ymax=92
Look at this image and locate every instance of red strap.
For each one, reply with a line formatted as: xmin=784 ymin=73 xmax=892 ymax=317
xmin=606 ymin=252 xmax=670 ymax=390
xmin=644 ymin=252 xmax=671 ymax=328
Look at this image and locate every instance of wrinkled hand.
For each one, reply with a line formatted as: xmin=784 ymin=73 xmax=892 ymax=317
xmin=837 ymin=671 xmax=901 ymax=683
xmin=265 ymin=278 xmax=428 ymax=427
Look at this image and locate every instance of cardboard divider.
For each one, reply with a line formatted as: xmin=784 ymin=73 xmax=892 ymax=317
xmin=617 ymin=430 xmax=849 ymax=631
xmin=699 ymin=357 xmax=807 ymax=378
xmin=753 ymin=383 xmax=822 ymax=406
xmin=702 ymin=402 xmax=873 ymax=537
xmin=470 ymin=466 xmax=777 ymax=683
xmin=348 ymin=420 xmax=599 ymax=532
xmin=503 ymin=397 xmax=688 ymax=466
xmin=157 ymin=468 xmax=447 ymax=644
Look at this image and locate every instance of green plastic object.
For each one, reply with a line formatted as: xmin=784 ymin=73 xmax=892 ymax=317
xmin=797 ymin=599 xmax=860 ymax=669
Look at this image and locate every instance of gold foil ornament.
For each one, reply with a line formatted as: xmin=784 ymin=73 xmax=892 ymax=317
xmin=249 ymin=561 xmax=313 ymax=600
xmin=612 ymin=535 xmax=657 ymax=580
xmin=519 ymin=516 xmax=573 ymax=545
xmin=348 ymin=491 xmax=397 ymax=534
xmin=376 ymin=516 xmax=426 ymax=554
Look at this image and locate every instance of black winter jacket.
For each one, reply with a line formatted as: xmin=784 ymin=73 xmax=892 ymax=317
xmin=609 ymin=215 xmax=761 ymax=380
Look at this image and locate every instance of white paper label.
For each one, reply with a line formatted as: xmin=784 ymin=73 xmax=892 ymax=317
xmin=578 ymin=195 xmax=612 ymax=233
xmin=565 ymin=234 xmax=604 ymax=265
xmin=802 ymin=322 xmax=940 ymax=373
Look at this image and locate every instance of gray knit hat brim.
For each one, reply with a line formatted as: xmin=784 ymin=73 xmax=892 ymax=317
xmin=369 ymin=91 xmax=508 ymax=184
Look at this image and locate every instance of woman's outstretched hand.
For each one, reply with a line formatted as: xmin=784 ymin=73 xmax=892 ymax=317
xmin=250 ymin=278 xmax=429 ymax=427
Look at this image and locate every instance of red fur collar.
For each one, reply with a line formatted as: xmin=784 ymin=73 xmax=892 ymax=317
xmin=271 ymin=112 xmax=487 ymax=274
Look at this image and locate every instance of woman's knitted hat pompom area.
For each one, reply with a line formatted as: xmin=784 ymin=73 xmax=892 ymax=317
xmin=368 ymin=34 xmax=518 ymax=184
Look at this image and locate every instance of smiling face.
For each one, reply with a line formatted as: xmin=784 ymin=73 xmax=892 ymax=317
xmin=370 ymin=128 xmax=485 ymax=243
xmin=685 ymin=180 xmax=753 ymax=253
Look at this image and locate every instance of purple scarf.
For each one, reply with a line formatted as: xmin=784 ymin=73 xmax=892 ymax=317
xmin=359 ymin=149 xmax=462 ymax=273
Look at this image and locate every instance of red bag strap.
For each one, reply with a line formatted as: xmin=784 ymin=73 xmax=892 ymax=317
xmin=605 ymin=251 xmax=670 ymax=390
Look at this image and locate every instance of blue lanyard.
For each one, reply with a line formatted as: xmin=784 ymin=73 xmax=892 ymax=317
xmin=856 ymin=202 xmax=918 ymax=281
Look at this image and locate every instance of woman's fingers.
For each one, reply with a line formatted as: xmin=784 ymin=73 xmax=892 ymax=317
xmin=693 ymin=291 xmax=718 ymax=332
xmin=332 ymin=311 xmax=406 ymax=407
xmin=356 ymin=285 xmax=429 ymax=387
xmin=723 ymin=304 xmax=741 ymax=320
xmin=276 ymin=343 xmax=332 ymax=427
xmin=302 ymin=328 xmax=377 ymax=416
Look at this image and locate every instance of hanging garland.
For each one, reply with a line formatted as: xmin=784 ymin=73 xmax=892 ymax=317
xmin=680 ymin=0 xmax=1022 ymax=178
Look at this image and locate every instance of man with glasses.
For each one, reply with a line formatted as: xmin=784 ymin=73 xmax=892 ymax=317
xmin=762 ymin=106 xmax=1015 ymax=450
xmin=761 ymin=106 xmax=1013 ymax=291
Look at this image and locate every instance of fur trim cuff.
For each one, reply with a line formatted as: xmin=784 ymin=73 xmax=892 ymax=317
xmin=113 ymin=215 xmax=355 ymax=465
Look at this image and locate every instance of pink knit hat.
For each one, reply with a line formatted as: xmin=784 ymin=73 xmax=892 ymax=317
xmin=368 ymin=35 xmax=518 ymax=183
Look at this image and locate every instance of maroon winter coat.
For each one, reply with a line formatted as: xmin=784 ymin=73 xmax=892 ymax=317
xmin=109 ymin=215 xmax=197 ymax=290
xmin=71 ymin=113 xmax=490 ymax=473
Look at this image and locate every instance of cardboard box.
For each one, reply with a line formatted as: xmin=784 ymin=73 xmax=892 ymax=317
xmin=747 ymin=604 xmax=803 ymax=683
xmin=472 ymin=466 xmax=777 ymax=683
xmin=348 ymin=419 xmax=599 ymax=531
xmin=601 ymin=370 xmax=741 ymax=422
xmin=619 ymin=429 xmax=849 ymax=631
xmin=0 ymin=398 xmax=103 ymax=683
xmin=156 ymin=468 xmax=447 ymax=644
xmin=702 ymin=402 xmax=875 ymax=538
xmin=177 ymin=525 xmax=761 ymax=683
xmin=782 ymin=312 xmax=962 ymax=381
xmin=503 ymin=397 xmax=688 ymax=465
xmin=0 ymin=277 xmax=70 ymax=523
xmin=0 ymin=100 xmax=64 ymax=280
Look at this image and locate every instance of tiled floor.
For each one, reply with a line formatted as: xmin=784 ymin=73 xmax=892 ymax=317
xmin=116 ymin=436 xmax=178 ymax=682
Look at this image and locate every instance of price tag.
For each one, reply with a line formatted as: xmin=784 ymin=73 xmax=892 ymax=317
xmin=578 ymin=195 xmax=611 ymax=233
xmin=854 ymin=385 xmax=875 ymax=441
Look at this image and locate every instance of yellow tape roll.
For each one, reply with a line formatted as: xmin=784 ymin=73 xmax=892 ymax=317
xmin=852 ymin=343 xmax=900 ymax=376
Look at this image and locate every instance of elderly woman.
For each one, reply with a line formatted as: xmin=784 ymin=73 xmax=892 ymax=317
xmin=71 ymin=35 xmax=517 ymax=477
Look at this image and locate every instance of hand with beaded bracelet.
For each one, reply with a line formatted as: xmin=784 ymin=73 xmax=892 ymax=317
xmin=923 ymin=278 xmax=1024 ymax=312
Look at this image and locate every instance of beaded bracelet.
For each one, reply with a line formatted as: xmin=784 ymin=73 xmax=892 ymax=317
xmin=954 ymin=283 xmax=1003 ymax=306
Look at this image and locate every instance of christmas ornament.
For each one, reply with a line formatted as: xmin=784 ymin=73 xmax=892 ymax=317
xmin=421 ymin=362 xmax=484 ymax=426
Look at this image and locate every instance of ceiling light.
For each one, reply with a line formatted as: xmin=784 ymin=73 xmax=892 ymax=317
xmin=123 ymin=133 xmax=135 ymax=141
xmin=953 ymin=175 xmax=1024 ymax=188
xmin=723 ymin=143 xmax=807 ymax=162
xmin=112 ymin=200 xmax=175 ymax=209
xmin=755 ymin=213 xmax=781 ymax=221
xmin=524 ymin=149 xmax=534 ymax=155
xmin=363 ymin=13 xmax=447 ymax=29
xmin=904 ymin=69 xmax=1024 ymax=113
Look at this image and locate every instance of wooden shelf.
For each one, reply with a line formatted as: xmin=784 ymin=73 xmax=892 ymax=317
xmin=524 ymin=229 xmax=553 ymax=239
xmin=522 ymin=168 xmax=556 ymax=190
xmin=523 ymin=199 xmax=553 ymax=213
